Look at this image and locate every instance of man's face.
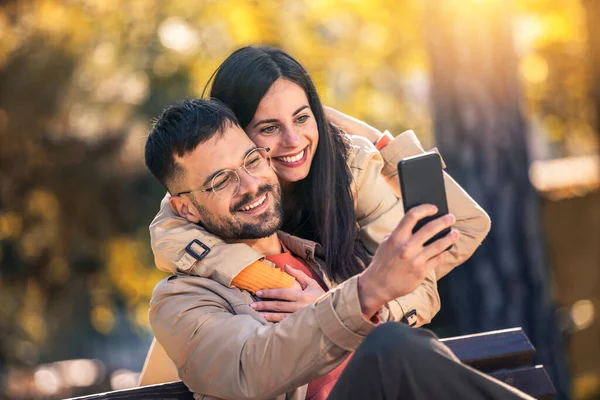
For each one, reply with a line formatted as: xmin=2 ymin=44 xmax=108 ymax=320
xmin=173 ymin=124 xmax=283 ymax=241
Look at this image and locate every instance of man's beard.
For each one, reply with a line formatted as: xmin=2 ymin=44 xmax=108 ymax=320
xmin=192 ymin=183 xmax=283 ymax=241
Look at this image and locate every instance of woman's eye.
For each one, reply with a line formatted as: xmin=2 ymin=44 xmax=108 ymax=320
xmin=296 ymin=115 xmax=309 ymax=123
xmin=260 ymin=125 xmax=277 ymax=134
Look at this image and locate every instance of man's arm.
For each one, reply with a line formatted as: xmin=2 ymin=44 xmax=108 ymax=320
xmin=385 ymin=270 xmax=439 ymax=325
xmin=150 ymin=274 xmax=375 ymax=400
xmin=350 ymin=137 xmax=441 ymax=326
xmin=150 ymin=206 xmax=458 ymax=399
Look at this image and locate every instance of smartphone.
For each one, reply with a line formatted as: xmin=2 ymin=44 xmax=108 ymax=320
xmin=397 ymin=152 xmax=451 ymax=247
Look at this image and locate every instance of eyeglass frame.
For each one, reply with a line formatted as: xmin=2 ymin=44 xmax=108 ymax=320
xmin=175 ymin=147 xmax=271 ymax=199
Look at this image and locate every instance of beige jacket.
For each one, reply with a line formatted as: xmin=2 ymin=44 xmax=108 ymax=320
xmin=149 ymin=130 xmax=491 ymax=325
xmin=148 ymin=233 xmax=378 ymax=400
xmin=141 ymin=131 xmax=491 ymax=395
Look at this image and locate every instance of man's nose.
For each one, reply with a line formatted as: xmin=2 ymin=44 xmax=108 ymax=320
xmin=237 ymin=170 xmax=262 ymax=196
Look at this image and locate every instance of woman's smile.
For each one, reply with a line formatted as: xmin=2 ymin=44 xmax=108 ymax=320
xmin=272 ymin=146 xmax=309 ymax=168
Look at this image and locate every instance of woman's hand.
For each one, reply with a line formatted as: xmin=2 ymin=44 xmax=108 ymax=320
xmin=250 ymin=264 xmax=326 ymax=323
xmin=324 ymin=106 xmax=383 ymax=143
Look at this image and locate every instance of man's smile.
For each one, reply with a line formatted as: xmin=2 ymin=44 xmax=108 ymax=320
xmin=237 ymin=193 xmax=269 ymax=214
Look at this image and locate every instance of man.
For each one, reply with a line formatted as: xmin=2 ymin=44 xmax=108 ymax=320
xmin=143 ymin=99 xmax=532 ymax=400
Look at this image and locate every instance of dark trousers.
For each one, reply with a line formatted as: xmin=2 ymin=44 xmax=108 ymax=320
xmin=329 ymin=323 xmax=535 ymax=400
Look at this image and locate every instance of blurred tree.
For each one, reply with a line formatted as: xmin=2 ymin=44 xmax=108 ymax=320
xmin=275 ymin=0 xmax=433 ymax=145
xmin=0 ymin=0 xmax=434 ymax=379
xmin=0 ymin=0 xmax=596 ymax=397
xmin=0 ymin=0 xmax=172 ymax=374
xmin=424 ymin=1 xmax=570 ymax=398
xmin=583 ymin=0 xmax=600 ymax=143
xmin=0 ymin=36 xmax=159 ymax=365
xmin=515 ymin=0 xmax=596 ymax=159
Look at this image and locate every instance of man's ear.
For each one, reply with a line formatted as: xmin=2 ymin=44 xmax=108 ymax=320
xmin=169 ymin=195 xmax=201 ymax=224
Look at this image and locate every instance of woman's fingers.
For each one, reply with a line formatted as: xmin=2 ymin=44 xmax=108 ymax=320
xmin=251 ymin=300 xmax=301 ymax=313
xmin=291 ymin=280 xmax=303 ymax=291
xmin=260 ymin=312 xmax=289 ymax=323
xmin=250 ymin=267 xmax=325 ymax=321
xmin=256 ymin=288 xmax=301 ymax=301
xmin=282 ymin=264 xmax=313 ymax=289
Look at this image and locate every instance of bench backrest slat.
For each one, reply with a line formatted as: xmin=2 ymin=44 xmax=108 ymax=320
xmin=69 ymin=381 xmax=193 ymax=400
xmin=441 ymin=327 xmax=535 ymax=372
xmin=490 ymin=365 xmax=556 ymax=400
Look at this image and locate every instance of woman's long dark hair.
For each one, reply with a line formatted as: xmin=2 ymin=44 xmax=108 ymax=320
xmin=207 ymin=46 xmax=370 ymax=283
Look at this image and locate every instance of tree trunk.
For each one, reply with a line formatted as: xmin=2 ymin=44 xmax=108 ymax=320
xmin=424 ymin=1 xmax=570 ymax=398
xmin=583 ymin=0 xmax=600 ymax=144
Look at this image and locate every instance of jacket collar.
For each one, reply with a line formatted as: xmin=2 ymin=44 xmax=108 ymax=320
xmin=276 ymin=231 xmax=322 ymax=262
xmin=276 ymin=232 xmax=335 ymax=289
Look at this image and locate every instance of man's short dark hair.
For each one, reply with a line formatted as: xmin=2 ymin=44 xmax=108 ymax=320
xmin=145 ymin=98 xmax=240 ymax=192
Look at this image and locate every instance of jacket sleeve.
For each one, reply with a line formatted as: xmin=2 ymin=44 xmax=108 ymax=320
xmin=150 ymin=193 xmax=267 ymax=286
xmin=150 ymin=275 xmax=375 ymax=400
xmin=350 ymin=136 xmax=440 ymax=326
xmin=378 ymin=130 xmax=491 ymax=279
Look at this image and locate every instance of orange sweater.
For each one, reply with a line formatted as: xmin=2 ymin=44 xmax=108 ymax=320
xmin=231 ymin=259 xmax=296 ymax=293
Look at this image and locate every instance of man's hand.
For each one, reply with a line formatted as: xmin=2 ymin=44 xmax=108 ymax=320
xmin=358 ymin=204 xmax=460 ymax=318
xmin=250 ymin=265 xmax=325 ymax=323
xmin=324 ymin=106 xmax=382 ymax=143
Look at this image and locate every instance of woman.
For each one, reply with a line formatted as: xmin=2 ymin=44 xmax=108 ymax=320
xmin=139 ymin=46 xmax=491 ymax=389
xmin=150 ymin=45 xmax=490 ymax=325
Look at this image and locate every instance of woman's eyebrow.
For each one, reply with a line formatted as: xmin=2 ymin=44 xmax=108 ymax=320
xmin=292 ymin=105 xmax=309 ymax=115
xmin=251 ymin=105 xmax=310 ymax=128
xmin=252 ymin=118 xmax=278 ymax=129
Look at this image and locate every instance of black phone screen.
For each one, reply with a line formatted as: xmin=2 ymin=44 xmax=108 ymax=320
xmin=397 ymin=152 xmax=451 ymax=247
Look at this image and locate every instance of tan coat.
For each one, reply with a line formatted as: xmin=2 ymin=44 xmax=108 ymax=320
xmin=149 ymin=131 xmax=490 ymax=325
xmin=148 ymin=233 xmax=383 ymax=400
xmin=141 ymin=131 xmax=491 ymax=394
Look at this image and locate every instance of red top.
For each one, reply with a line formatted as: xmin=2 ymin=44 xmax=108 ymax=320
xmin=264 ymin=247 xmax=327 ymax=291
xmin=265 ymin=244 xmax=352 ymax=400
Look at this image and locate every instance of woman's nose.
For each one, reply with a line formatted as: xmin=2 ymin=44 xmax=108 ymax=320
xmin=281 ymin=126 xmax=300 ymax=146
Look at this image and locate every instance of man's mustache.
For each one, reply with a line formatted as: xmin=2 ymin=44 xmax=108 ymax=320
xmin=231 ymin=184 xmax=277 ymax=212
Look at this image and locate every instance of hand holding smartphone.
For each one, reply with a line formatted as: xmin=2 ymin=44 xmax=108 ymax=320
xmin=397 ymin=152 xmax=452 ymax=247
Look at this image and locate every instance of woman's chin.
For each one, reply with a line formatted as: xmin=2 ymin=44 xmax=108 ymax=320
xmin=276 ymin=168 xmax=311 ymax=184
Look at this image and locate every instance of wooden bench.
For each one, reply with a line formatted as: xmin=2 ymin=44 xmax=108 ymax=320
xmin=440 ymin=328 xmax=556 ymax=399
xmin=69 ymin=327 xmax=556 ymax=400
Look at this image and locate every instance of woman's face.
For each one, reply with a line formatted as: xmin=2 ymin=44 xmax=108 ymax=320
xmin=246 ymin=78 xmax=319 ymax=183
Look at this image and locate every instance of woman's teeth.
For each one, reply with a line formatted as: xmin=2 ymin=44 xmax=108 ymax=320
xmin=276 ymin=150 xmax=305 ymax=163
xmin=240 ymin=194 xmax=267 ymax=212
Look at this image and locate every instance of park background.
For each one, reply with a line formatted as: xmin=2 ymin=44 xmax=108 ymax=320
xmin=0 ymin=0 xmax=598 ymax=399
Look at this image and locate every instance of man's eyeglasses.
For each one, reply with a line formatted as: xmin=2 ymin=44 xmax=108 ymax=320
xmin=176 ymin=147 xmax=271 ymax=200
